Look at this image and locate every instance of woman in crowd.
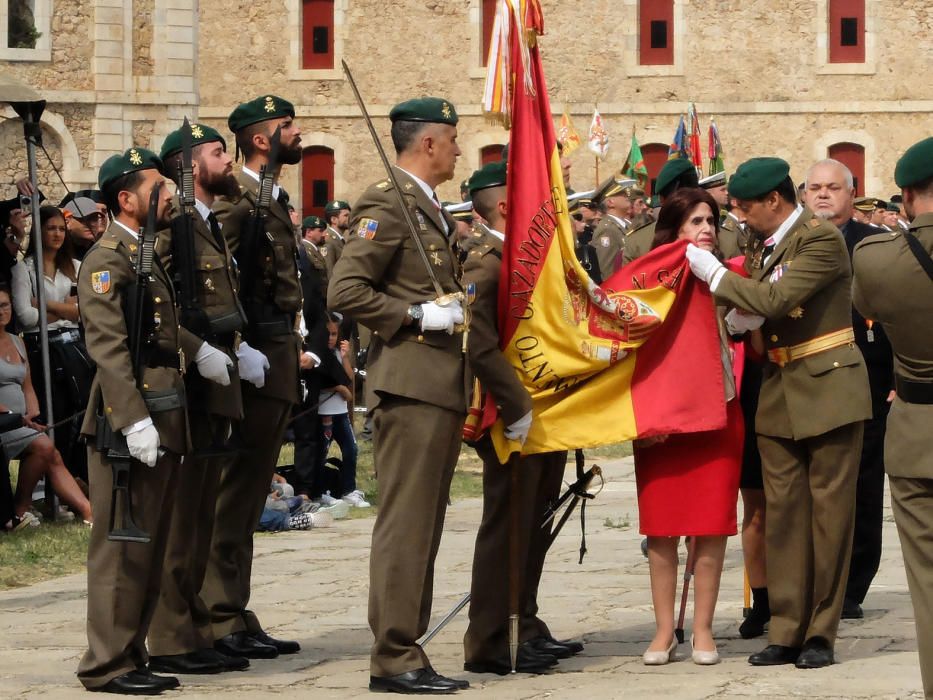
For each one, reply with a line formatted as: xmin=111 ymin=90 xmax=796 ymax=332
xmin=0 ymin=286 xmax=91 ymax=525
xmin=635 ymin=187 xmax=743 ymax=666
xmin=12 ymin=205 xmax=94 ymax=483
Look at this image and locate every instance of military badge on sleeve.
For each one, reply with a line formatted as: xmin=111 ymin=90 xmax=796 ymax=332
xmin=91 ymin=270 xmax=111 ymax=294
xmin=358 ymin=218 xmax=379 ymax=240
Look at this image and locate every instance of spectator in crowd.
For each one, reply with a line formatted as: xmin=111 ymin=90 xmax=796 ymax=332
xmin=61 ymin=195 xmax=106 ymax=260
xmin=0 ymin=198 xmax=27 ymax=290
xmin=258 ymin=474 xmax=333 ymax=531
xmin=635 ymin=188 xmax=743 ymax=666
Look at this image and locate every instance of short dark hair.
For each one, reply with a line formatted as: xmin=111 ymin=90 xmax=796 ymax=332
xmin=766 ymin=175 xmax=798 ymax=206
xmin=235 ymin=121 xmax=268 ymax=161
xmin=908 ymin=175 xmax=933 ymax=197
xmin=651 ymin=187 xmax=720 ymax=250
xmin=102 ymin=170 xmax=146 ymax=216
xmin=391 ymin=120 xmax=428 ymax=154
xmin=471 ymin=186 xmax=505 ymax=223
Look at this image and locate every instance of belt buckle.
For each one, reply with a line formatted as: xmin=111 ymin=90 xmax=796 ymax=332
xmin=769 ymin=347 xmax=789 ymax=368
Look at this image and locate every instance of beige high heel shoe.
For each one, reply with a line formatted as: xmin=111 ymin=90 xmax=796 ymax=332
xmin=691 ymin=635 xmax=720 ymax=665
xmin=642 ymin=637 xmax=677 ymax=665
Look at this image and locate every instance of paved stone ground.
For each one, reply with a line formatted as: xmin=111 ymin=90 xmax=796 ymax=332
xmin=0 ymin=456 xmax=924 ymax=699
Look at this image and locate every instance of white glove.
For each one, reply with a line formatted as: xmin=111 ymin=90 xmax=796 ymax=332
xmin=686 ymin=243 xmax=727 ymax=290
xmin=195 ymin=342 xmax=233 ymax=386
xmin=124 ymin=423 xmax=160 ymax=467
xmin=420 ymin=300 xmax=465 ymax=335
xmin=236 ymin=341 xmax=270 ymax=388
xmin=725 ymin=308 xmax=766 ymax=335
xmin=504 ymin=410 xmax=533 ymax=445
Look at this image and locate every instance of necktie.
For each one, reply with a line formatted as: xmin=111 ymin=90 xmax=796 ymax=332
xmin=207 ymin=212 xmax=225 ymax=249
xmin=276 ymin=189 xmax=290 ymax=210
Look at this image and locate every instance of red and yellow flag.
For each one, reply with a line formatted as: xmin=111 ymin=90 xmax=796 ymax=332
xmin=482 ymin=0 xmax=726 ymax=459
xmin=557 ymin=109 xmax=581 ymax=155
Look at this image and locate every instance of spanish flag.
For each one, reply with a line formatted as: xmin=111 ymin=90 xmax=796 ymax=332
xmin=482 ymin=0 xmax=726 ymax=460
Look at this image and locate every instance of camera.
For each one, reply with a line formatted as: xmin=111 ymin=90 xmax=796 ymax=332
xmin=18 ymin=194 xmax=32 ymax=210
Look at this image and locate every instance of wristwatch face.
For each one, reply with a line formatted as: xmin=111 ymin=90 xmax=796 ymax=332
xmin=409 ymin=305 xmax=423 ymax=321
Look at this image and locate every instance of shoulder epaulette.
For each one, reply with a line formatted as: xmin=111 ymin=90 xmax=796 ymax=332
xmin=855 ymin=230 xmax=901 ymax=250
xmin=98 ymin=237 xmax=120 ymax=250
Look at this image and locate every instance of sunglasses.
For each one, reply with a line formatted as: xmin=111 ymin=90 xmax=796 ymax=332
xmin=571 ymin=213 xmax=583 ymax=222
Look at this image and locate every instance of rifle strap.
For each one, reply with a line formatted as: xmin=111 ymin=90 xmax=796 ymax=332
xmin=904 ymin=231 xmax=933 ymax=283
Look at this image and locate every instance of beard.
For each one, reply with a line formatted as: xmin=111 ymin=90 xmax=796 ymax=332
xmin=203 ymin=170 xmax=241 ymax=199
xmin=277 ymin=140 xmax=303 ymax=165
xmin=812 ymin=209 xmax=834 ymax=220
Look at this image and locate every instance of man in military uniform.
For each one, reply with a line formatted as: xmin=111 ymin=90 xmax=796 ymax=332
xmin=852 ymin=196 xmax=877 ymax=226
xmin=301 ymin=214 xmax=330 ymax=288
xmin=687 ymin=157 xmax=871 ymax=669
xmin=461 ymin=160 xmax=582 ymax=676
xmin=568 ymin=190 xmax=601 ymax=283
xmin=591 ymin=175 xmax=636 ymax=280
xmin=622 ymin=158 xmax=699 ymax=267
xmin=147 ymin=123 xmax=266 ymax=676
xmin=852 ymin=137 xmax=933 ymax=699
xmin=77 ymin=149 xmax=233 ymax=694
xmin=322 ymin=199 xmax=351 ymax=273
xmin=201 ymin=95 xmax=304 ymax=659
xmin=328 ymin=97 xmax=469 ymax=694
xmin=803 ymin=158 xmax=894 ymax=620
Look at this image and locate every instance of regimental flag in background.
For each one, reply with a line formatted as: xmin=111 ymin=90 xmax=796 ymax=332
xmin=622 ymin=129 xmax=648 ymax=189
xmin=587 ymin=108 xmax=609 ymax=160
xmin=668 ymin=114 xmax=688 ymax=160
xmin=557 ymin=108 xmax=581 ymax=155
xmin=708 ymin=118 xmax=725 ymax=175
xmin=687 ymin=103 xmax=703 ymax=172
xmin=481 ymin=0 xmax=727 ymax=459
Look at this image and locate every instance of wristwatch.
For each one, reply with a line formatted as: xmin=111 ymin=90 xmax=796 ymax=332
xmin=407 ymin=304 xmax=424 ymax=324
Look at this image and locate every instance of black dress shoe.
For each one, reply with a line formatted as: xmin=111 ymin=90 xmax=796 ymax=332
xmin=748 ymin=644 xmax=801 ymax=666
xmin=91 ymin=669 xmax=178 ymax=695
xmin=249 ymin=630 xmax=300 ymax=654
xmin=528 ymin=636 xmax=574 ymax=659
xmin=739 ymin=608 xmax=771 ymax=639
xmin=369 ymin=668 xmax=460 ymax=694
xmin=464 ymin=644 xmax=558 ymax=676
xmin=149 ymin=651 xmax=225 ymax=675
xmin=137 ymin=670 xmax=179 ymax=690
xmin=214 ymin=631 xmax=278 ymax=659
xmin=795 ymin=638 xmax=834 ymax=669
xmin=841 ymin=600 xmax=864 ymax=619
xmin=426 ymin=668 xmax=469 ymax=690
xmin=192 ymin=647 xmax=249 ymax=671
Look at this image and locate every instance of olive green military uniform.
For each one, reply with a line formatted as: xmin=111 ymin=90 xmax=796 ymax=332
xmin=323 ymin=225 xmax=344 ymax=276
xmin=460 ymin=232 xmax=567 ymax=663
xmin=853 ymin=214 xmax=933 ymax=696
xmin=201 ymin=169 xmax=302 ymax=639
xmin=619 ymin=220 xmax=654 ymax=268
xmin=302 ymin=238 xmax=329 ymax=297
xmin=718 ymin=211 xmax=750 ymax=260
xmin=592 ymin=215 xmax=628 ymax=280
xmin=148 ymin=204 xmax=245 ymax=658
xmin=712 ymin=208 xmax=871 ymax=649
xmin=77 ymin=221 xmax=197 ymax=689
xmin=459 ymin=222 xmax=490 ymax=257
xmin=328 ymin=166 xmax=466 ymax=677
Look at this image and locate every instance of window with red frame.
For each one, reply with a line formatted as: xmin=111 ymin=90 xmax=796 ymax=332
xmin=639 ymin=0 xmax=674 ymax=65
xmin=480 ymin=144 xmax=506 ymax=166
xmin=481 ymin=0 xmax=496 ymax=66
xmin=301 ymin=146 xmax=334 ymax=218
xmin=828 ymin=142 xmax=865 ymax=196
xmin=829 ymin=0 xmax=865 ymax=63
xmin=642 ymin=144 xmax=670 ymax=196
xmin=302 ymin=0 xmax=334 ymax=70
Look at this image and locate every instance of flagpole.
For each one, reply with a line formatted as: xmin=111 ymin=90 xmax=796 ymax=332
xmin=595 ymin=157 xmax=599 ymax=188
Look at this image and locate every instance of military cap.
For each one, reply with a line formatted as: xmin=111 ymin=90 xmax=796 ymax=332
xmin=389 ymin=97 xmax=458 ymax=126
xmin=468 ymin=160 xmax=507 ymax=196
xmin=228 ymin=95 xmax=295 ymax=133
xmin=160 ymin=122 xmax=227 ymax=160
xmin=444 ymin=200 xmax=473 ymax=221
xmin=853 ymin=197 xmax=877 ymax=213
xmin=324 ymin=199 xmax=350 ymax=216
xmin=895 ymin=137 xmax=933 ymax=189
xmin=593 ymin=176 xmax=636 ymax=203
xmin=301 ymin=215 xmax=326 ymax=230
xmin=656 ymin=158 xmax=699 ymax=197
xmin=889 ymin=194 xmax=903 ymax=204
xmin=649 ymin=194 xmax=661 ymax=209
xmin=98 ymin=147 xmax=164 ymax=190
xmin=873 ymin=198 xmax=888 ymax=209
xmin=886 ymin=201 xmax=901 ymax=212
xmin=698 ymin=171 xmax=727 ymax=189
xmin=727 ymin=157 xmax=790 ymax=200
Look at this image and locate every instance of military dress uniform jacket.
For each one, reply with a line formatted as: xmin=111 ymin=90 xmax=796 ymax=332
xmin=328 ymin=167 xmax=466 ymax=414
xmin=853 ymin=213 xmax=933 ymax=479
xmin=78 ymin=222 xmax=197 ymax=454
xmin=619 ymin=220 xmax=655 ymax=268
xmin=718 ymin=212 xmax=751 ymax=260
xmin=593 ymin=215 xmax=627 ymax=280
xmin=214 ymin=170 xmax=301 ymax=405
xmin=713 ymin=209 xmax=872 ymax=440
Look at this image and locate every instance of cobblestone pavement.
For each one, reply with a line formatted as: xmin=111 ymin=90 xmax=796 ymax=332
xmin=0 ymin=456 xmax=923 ymax=698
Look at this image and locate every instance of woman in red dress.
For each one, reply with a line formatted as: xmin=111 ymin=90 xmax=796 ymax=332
xmin=635 ymin=187 xmax=743 ymax=666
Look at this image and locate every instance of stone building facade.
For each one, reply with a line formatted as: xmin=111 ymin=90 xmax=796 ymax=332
xmin=2 ymin=0 xmax=932 ymax=210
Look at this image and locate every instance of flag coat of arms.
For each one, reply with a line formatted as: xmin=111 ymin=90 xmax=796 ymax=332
xmin=587 ymin=109 xmax=609 ymax=160
xmin=557 ymin=109 xmax=581 ymax=155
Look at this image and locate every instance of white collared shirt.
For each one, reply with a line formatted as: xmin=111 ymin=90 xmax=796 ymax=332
xmin=114 ymin=219 xmax=139 ymax=240
xmin=241 ymin=166 xmax=282 ymax=202
xmin=762 ymin=204 xmax=804 ymax=267
xmin=486 ymin=228 xmax=505 ymax=243
xmin=396 ymin=166 xmax=449 ymax=235
xmin=194 ymin=198 xmax=213 ymax=225
xmin=608 ymin=214 xmax=630 ymax=229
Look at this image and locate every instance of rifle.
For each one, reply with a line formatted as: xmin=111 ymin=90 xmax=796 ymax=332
xmin=104 ymin=184 xmax=161 ymax=543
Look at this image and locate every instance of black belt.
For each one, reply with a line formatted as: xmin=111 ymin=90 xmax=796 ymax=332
xmin=147 ymin=348 xmax=181 ymax=370
xmin=143 ymin=388 xmax=186 ymax=413
xmin=248 ymin=315 xmax=294 ymax=340
xmin=896 ymin=375 xmax=933 ymax=405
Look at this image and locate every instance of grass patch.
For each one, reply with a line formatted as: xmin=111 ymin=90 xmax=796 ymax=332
xmin=0 ymin=520 xmax=91 ymax=589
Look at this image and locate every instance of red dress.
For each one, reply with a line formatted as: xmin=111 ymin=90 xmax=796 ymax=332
xmin=634 ymin=396 xmax=744 ymax=537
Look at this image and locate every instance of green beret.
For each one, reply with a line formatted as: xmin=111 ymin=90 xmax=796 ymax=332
xmin=160 ymin=122 xmax=226 ymax=160
xmin=895 ymin=137 xmax=933 ymax=189
xmin=727 ymin=157 xmax=790 ymax=200
xmin=324 ymin=200 xmax=350 ymax=216
xmin=649 ymin=194 xmax=661 ymax=208
xmin=468 ymin=160 xmax=507 ymax=195
xmin=874 ymin=199 xmax=888 ymax=209
xmin=389 ymin=97 xmax=458 ymax=126
xmin=228 ymin=95 xmax=295 ymax=133
xmin=301 ymin=215 xmax=326 ymax=230
xmin=886 ymin=201 xmax=901 ymax=212
xmin=655 ymin=158 xmax=698 ymax=197
xmin=98 ymin=147 xmax=164 ymax=190
xmin=593 ymin=176 xmax=636 ymax=204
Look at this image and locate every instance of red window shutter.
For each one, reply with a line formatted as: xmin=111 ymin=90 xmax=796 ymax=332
xmin=828 ymin=142 xmax=865 ymax=197
xmin=481 ymin=0 xmax=497 ymax=66
xmin=301 ymin=146 xmax=335 ymax=218
xmin=302 ymin=0 xmax=335 ymax=70
xmin=639 ymin=0 xmax=674 ymax=66
xmin=480 ymin=144 xmax=505 ymax=166
xmin=642 ymin=144 xmax=670 ymax=196
xmin=829 ymin=0 xmax=865 ymax=63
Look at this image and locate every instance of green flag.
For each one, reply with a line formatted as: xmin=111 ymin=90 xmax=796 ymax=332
xmin=623 ymin=130 xmax=648 ymax=189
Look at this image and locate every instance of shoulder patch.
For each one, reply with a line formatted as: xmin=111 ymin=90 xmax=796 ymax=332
xmin=90 ymin=270 xmax=111 ymax=294
xmin=357 ymin=218 xmax=379 ymax=240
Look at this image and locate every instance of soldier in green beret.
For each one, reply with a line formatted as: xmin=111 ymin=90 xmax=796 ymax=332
xmin=687 ymin=156 xmax=871 ymax=669
xmin=301 ymin=214 xmax=329 ymax=291
xmin=321 ymin=199 xmax=351 ymax=274
xmin=591 ymin=175 xmax=636 ymax=280
xmin=852 ymin=136 xmax=933 ymax=698
xmin=328 ymin=96 xmax=469 ymax=694
xmin=77 ymin=148 xmax=233 ymax=693
xmin=201 ymin=95 xmax=305 ymax=660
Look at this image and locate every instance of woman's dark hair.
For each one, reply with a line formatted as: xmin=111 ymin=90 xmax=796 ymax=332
xmin=30 ymin=205 xmax=77 ymax=282
xmin=651 ymin=187 xmax=720 ymax=250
